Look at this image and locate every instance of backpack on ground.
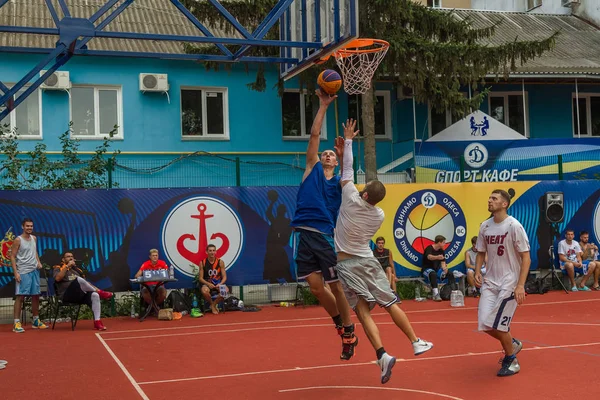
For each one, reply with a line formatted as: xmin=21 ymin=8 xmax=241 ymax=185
xmin=439 ymin=284 xmax=453 ymax=301
xmin=525 ymin=278 xmax=549 ymax=295
xmin=167 ymin=290 xmax=191 ymax=312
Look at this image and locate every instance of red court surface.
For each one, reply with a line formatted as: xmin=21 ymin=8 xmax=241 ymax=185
xmin=2 ymin=291 xmax=600 ymax=400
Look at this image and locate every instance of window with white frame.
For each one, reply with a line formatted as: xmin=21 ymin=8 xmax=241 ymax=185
xmin=0 ymin=87 xmax=42 ymax=138
xmin=70 ymin=86 xmax=122 ymax=138
xmin=572 ymin=93 xmax=600 ymax=137
xmin=181 ymin=87 xmax=229 ymax=139
xmin=427 ymin=0 xmax=442 ymax=8
xmin=429 ymin=105 xmax=462 ymax=137
xmin=347 ymin=91 xmax=392 ymax=139
xmin=282 ymin=90 xmax=327 ymax=139
xmin=488 ymin=92 xmax=528 ymax=136
xmin=527 ymin=0 xmax=542 ymax=10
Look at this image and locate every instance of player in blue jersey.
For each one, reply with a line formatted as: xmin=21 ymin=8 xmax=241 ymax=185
xmin=291 ymin=89 xmax=358 ymax=361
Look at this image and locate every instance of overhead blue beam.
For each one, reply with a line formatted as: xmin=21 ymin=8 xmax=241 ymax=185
xmin=57 ymin=0 xmax=71 ymax=17
xmin=44 ymin=0 xmax=61 ymax=27
xmin=76 ymin=0 xmax=134 ymax=50
xmin=233 ymin=0 xmax=295 ymax=60
xmin=0 ymin=0 xmax=9 ymax=9
xmin=89 ymin=0 xmax=121 ymax=24
xmin=0 ymin=46 xmax=299 ymax=64
xmin=169 ymin=0 xmax=233 ymax=57
xmin=206 ymin=0 xmax=253 ymax=40
xmin=0 ymin=46 xmax=71 ymax=121
xmin=0 ymin=26 xmax=58 ymax=34
xmin=94 ymin=31 xmax=321 ymax=48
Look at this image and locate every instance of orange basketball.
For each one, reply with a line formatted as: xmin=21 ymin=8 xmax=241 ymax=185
xmin=317 ymin=69 xmax=342 ymax=95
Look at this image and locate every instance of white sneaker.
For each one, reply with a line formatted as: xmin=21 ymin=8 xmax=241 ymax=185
xmin=376 ymin=353 xmax=396 ymax=384
xmin=413 ymin=338 xmax=434 ymax=356
xmin=0 ymin=360 xmax=7 ymax=365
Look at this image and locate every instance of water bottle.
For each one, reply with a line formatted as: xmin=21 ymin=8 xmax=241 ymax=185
xmin=169 ymin=265 xmax=175 ymax=279
xmin=415 ymin=285 xmax=421 ymax=301
xmin=192 ymin=294 xmax=198 ymax=309
xmin=130 ymin=303 xmax=136 ymax=318
xmin=450 ymin=290 xmax=465 ymax=307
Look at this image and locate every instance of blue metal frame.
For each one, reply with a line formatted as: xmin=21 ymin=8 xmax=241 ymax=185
xmin=0 ymin=0 xmax=353 ymax=122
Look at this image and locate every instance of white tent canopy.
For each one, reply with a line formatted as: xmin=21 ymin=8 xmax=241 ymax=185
xmin=427 ymin=110 xmax=528 ymax=142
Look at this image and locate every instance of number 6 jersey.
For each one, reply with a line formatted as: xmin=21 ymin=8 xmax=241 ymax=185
xmin=476 ymin=216 xmax=530 ymax=289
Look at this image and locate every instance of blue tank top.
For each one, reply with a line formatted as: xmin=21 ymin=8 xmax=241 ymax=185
xmin=291 ymin=162 xmax=341 ymax=236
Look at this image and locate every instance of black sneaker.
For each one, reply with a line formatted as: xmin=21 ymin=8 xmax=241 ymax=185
xmin=340 ymin=334 xmax=358 ymax=360
xmin=497 ymin=356 xmax=520 ymax=377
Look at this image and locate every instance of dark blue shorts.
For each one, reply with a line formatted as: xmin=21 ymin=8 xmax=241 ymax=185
xmin=293 ymin=229 xmax=338 ymax=282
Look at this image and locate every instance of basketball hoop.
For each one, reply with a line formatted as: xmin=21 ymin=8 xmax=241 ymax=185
xmin=330 ymin=39 xmax=389 ymax=95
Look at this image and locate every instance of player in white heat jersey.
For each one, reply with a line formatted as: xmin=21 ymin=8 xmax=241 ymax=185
xmin=475 ymin=189 xmax=531 ymax=377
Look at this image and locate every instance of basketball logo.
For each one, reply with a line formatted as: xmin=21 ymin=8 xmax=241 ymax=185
xmin=393 ymin=189 xmax=466 ymax=268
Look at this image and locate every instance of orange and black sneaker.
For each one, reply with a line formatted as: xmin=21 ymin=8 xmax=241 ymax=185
xmin=340 ymin=333 xmax=358 ymax=360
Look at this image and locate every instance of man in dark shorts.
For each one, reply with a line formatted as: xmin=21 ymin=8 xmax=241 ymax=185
xmin=53 ymin=251 xmax=113 ymax=330
xmin=291 ymin=89 xmax=357 ymax=360
xmin=373 ymin=236 xmax=397 ymax=294
xmin=422 ymin=235 xmax=456 ymax=301
xmin=198 ymin=244 xmax=228 ymax=315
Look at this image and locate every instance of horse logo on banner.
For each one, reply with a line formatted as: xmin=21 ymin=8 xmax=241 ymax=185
xmin=161 ymin=197 xmax=244 ymax=277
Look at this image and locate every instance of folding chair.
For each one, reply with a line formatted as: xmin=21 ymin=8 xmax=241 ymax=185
xmin=51 ymin=281 xmax=82 ymax=331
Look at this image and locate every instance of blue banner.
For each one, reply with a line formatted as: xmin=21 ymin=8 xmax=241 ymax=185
xmin=416 ymin=138 xmax=600 ymax=183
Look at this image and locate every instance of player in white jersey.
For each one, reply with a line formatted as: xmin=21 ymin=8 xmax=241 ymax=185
xmin=333 ymin=119 xmax=433 ymax=384
xmin=475 ymin=189 xmax=531 ymax=377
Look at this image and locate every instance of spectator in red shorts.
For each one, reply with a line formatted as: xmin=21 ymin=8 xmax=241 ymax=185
xmin=135 ymin=249 xmax=168 ymax=306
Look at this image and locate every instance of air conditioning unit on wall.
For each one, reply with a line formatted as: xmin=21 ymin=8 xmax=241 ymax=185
xmin=562 ymin=0 xmax=580 ymax=7
xmin=139 ymin=73 xmax=169 ymax=92
xmin=40 ymin=71 xmax=71 ymax=90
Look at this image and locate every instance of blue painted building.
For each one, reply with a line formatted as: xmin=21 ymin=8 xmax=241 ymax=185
xmin=1 ymin=5 xmax=600 ymax=188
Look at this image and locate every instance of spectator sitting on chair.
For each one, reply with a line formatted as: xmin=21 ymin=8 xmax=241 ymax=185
xmin=465 ymin=236 xmax=487 ymax=297
xmin=579 ymin=230 xmax=599 ymax=291
xmin=422 ymin=235 xmax=457 ymax=302
xmin=558 ymin=229 xmax=594 ymax=292
xmin=135 ymin=249 xmax=168 ymax=306
xmin=373 ymin=236 xmax=398 ymax=294
xmin=198 ymin=244 xmax=228 ymax=315
xmin=53 ymin=251 xmax=114 ymax=331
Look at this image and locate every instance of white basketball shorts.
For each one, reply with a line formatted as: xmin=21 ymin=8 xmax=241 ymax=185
xmin=478 ymin=283 xmax=517 ymax=332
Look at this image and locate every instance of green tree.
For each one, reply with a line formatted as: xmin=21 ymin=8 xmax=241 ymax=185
xmin=0 ymin=123 xmax=120 ymax=190
xmin=182 ymin=0 xmax=557 ymax=180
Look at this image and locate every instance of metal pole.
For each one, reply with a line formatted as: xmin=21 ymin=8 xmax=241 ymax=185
xmin=575 ymin=78 xmax=581 ymax=138
xmin=558 ymin=154 xmax=563 ymax=180
xmin=522 ymin=79 xmax=527 ymax=137
xmin=235 ymin=156 xmax=241 ymax=186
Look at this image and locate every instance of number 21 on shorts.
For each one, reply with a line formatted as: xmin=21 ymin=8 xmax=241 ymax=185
xmin=500 ymin=316 xmax=512 ymax=327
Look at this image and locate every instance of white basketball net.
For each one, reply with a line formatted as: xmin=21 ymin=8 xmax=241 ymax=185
xmin=333 ymin=41 xmax=389 ymax=95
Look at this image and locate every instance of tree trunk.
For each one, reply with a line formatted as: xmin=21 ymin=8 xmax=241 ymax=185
xmin=361 ymin=83 xmax=377 ymax=182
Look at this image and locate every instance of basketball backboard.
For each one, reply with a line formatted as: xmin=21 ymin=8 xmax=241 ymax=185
xmin=280 ymin=0 xmax=358 ymax=80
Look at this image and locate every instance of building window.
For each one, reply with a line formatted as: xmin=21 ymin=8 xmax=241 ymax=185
xmin=282 ymin=90 xmax=327 ymax=139
xmin=488 ymin=92 xmax=528 ymax=136
xmin=427 ymin=0 xmax=442 ymax=8
xmin=347 ymin=91 xmax=392 ymax=139
xmin=0 ymin=87 xmax=42 ymax=138
xmin=181 ymin=87 xmax=229 ymax=139
xmin=70 ymin=86 xmax=122 ymax=138
xmin=527 ymin=0 xmax=542 ymax=10
xmin=572 ymin=94 xmax=600 ymax=137
xmin=428 ymin=105 xmax=462 ymax=137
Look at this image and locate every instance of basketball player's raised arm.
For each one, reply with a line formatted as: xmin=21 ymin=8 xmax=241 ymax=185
xmin=340 ymin=118 xmax=359 ymax=188
xmin=305 ymin=90 xmax=337 ymax=173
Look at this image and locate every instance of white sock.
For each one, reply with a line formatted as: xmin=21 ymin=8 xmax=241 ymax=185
xmin=91 ymin=292 xmax=101 ymax=320
xmin=433 ymin=288 xmax=439 ymax=296
xmin=76 ymin=277 xmax=97 ymax=293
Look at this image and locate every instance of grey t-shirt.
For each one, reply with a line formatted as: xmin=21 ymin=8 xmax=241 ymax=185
xmin=15 ymin=235 xmax=38 ymax=274
xmin=53 ymin=266 xmax=81 ymax=298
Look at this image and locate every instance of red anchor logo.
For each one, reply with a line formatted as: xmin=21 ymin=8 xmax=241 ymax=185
xmin=176 ymin=203 xmax=230 ymax=265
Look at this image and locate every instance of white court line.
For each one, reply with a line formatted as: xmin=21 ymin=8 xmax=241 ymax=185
xmin=101 ymin=297 xmax=600 ymax=336
xmin=105 ymin=320 xmax=600 ymax=342
xmin=279 ymin=386 xmax=464 ymax=400
xmin=95 ymin=333 xmax=150 ymax=400
xmin=137 ymin=340 xmax=600 ymax=386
